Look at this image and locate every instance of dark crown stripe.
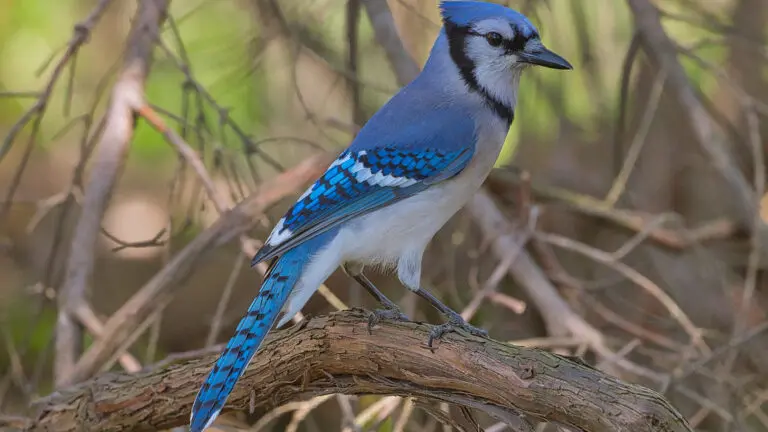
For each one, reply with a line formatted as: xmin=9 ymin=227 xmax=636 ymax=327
xmin=444 ymin=21 xmax=514 ymax=125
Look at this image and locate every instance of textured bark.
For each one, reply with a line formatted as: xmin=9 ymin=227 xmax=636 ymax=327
xmin=29 ymin=310 xmax=692 ymax=432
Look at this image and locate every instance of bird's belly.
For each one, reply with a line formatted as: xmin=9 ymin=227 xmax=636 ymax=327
xmin=336 ymin=158 xmax=493 ymax=267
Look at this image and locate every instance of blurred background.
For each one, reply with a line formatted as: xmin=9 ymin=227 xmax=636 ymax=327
xmin=1 ymin=0 xmax=767 ymax=430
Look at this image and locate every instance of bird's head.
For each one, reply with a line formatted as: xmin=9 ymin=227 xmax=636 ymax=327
xmin=438 ymin=1 xmax=571 ymax=111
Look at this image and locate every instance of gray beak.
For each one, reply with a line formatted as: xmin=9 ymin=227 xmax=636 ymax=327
xmin=519 ymin=46 xmax=572 ymax=70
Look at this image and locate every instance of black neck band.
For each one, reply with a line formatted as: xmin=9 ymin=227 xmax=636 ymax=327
xmin=444 ymin=22 xmax=515 ymax=126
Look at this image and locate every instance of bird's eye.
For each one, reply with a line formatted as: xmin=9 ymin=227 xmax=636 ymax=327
xmin=485 ymin=32 xmax=503 ymax=47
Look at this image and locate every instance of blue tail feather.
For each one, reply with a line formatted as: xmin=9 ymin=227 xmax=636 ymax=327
xmin=190 ymin=246 xmax=313 ymax=431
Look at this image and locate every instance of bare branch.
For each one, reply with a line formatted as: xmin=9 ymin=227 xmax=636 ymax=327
xmin=487 ymin=170 xmax=737 ymax=251
xmin=54 ymin=0 xmax=170 ymax=387
xmin=138 ymin=104 xmax=232 ymax=213
xmin=60 ymin=154 xmax=332 ymax=386
xmin=535 ymin=231 xmax=704 ymax=349
xmin=467 ymin=192 xmax=668 ymax=382
xmin=626 ymin=0 xmax=765 ymax=237
xmin=360 ymin=0 xmax=420 ymax=86
xmin=0 ymin=0 xmax=115 ymax=216
xmin=28 ymin=310 xmax=693 ymax=432
xmin=468 ymin=192 xmax=592 ymax=338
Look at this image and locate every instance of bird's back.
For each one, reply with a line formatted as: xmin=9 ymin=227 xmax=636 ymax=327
xmin=349 ymin=85 xmax=475 ymax=154
xmin=348 ymin=31 xmax=488 ymax=155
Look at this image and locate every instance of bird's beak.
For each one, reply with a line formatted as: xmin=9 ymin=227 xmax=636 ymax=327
xmin=518 ymin=45 xmax=572 ymax=70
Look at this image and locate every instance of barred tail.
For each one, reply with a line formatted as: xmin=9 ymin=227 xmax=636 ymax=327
xmin=189 ymin=247 xmax=309 ymax=432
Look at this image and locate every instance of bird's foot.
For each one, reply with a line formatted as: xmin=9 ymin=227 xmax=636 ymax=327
xmin=427 ymin=312 xmax=488 ymax=348
xmin=367 ymin=306 xmax=409 ymax=334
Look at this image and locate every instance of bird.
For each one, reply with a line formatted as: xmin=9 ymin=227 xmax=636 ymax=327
xmin=190 ymin=1 xmax=571 ymax=430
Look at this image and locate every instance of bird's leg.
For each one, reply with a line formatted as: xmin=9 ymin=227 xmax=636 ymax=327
xmin=342 ymin=264 xmax=409 ymax=332
xmin=413 ymin=287 xmax=488 ymax=347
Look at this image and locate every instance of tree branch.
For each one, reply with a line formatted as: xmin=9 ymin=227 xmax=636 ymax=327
xmin=60 ymin=153 xmax=332 ymax=386
xmin=626 ymin=0 xmax=766 ymax=241
xmin=55 ymin=0 xmax=170 ymax=387
xmin=360 ymin=0 xmax=419 ymax=86
xmin=29 ymin=310 xmax=692 ymax=432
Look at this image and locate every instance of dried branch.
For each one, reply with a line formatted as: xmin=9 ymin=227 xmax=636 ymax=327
xmin=0 ymin=0 xmax=116 ymax=213
xmin=535 ymin=231 xmax=704 ymax=349
xmin=59 ymin=154 xmax=331 ymax=386
xmin=467 ymin=192 xmax=669 ymax=382
xmin=467 ymin=193 xmax=589 ymax=338
xmin=360 ymin=0 xmax=420 ymax=86
xmin=28 ymin=310 xmax=693 ymax=432
xmin=626 ymin=0 xmax=766 ymax=241
xmin=54 ymin=0 xmax=170 ymax=387
xmin=487 ymin=170 xmax=737 ymax=250
xmin=138 ymin=105 xmax=232 ymax=213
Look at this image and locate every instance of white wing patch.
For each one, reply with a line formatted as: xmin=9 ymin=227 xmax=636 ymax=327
xmin=265 ymin=156 xmax=357 ymax=247
xmin=350 ymin=151 xmax=419 ymax=188
xmin=266 ymin=217 xmax=293 ymax=246
xmin=264 ymin=150 xmax=420 ymax=248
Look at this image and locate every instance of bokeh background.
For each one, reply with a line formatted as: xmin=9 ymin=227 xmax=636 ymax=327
xmin=1 ymin=0 xmax=768 ymax=430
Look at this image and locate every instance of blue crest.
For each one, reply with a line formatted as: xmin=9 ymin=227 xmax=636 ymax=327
xmin=439 ymin=1 xmax=534 ymax=29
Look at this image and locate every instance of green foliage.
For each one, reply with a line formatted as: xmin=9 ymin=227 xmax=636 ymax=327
xmin=1 ymin=0 xmax=269 ymax=166
xmin=1 ymin=296 xmax=56 ymax=371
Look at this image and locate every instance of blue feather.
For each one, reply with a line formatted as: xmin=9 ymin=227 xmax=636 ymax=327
xmin=190 ymin=234 xmax=330 ymax=432
xmin=438 ymin=1 xmax=534 ymax=30
xmin=252 ymin=146 xmax=473 ymax=266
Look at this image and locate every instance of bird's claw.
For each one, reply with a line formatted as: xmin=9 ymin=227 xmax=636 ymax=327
xmin=427 ymin=313 xmax=488 ymax=347
xmin=367 ymin=307 xmax=409 ymax=334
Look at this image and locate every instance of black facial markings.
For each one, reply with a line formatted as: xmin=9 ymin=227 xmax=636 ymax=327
xmin=444 ymin=21 xmax=514 ymax=126
xmin=505 ymin=31 xmax=528 ymax=53
xmin=506 ymin=22 xmax=536 ymax=53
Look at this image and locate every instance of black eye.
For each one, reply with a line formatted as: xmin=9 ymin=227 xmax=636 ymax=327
xmin=485 ymin=32 xmax=503 ymax=47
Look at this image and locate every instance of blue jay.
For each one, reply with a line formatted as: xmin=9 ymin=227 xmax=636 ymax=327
xmin=190 ymin=2 xmax=571 ymax=430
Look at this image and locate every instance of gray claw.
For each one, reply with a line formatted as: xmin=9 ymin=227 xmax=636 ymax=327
xmin=367 ymin=308 xmax=409 ymax=334
xmin=427 ymin=313 xmax=488 ymax=347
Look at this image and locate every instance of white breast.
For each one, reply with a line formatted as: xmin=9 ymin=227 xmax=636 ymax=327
xmin=336 ymin=110 xmax=509 ymax=269
xmin=275 ymin=104 xmax=509 ymax=322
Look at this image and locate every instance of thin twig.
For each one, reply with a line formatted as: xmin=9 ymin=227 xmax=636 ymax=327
xmin=469 ymin=192 xmax=666 ymax=383
xmin=360 ymin=0 xmax=420 ymax=86
xmin=721 ymin=101 xmax=766 ymax=376
xmin=0 ymin=0 xmax=116 ymax=217
xmin=605 ymin=69 xmax=667 ymax=206
xmin=627 ymin=0 xmax=766 ymax=240
xmin=55 ymin=0 xmax=169 ymax=387
xmin=487 ymin=171 xmax=737 ymax=250
xmin=73 ymin=303 xmax=141 ymax=372
xmin=205 ymin=256 xmax=244 ymax=347
xmin=535 ymin=231 xmax=706 ymax=354
xmin=63 ymin=154 xmax=330 ymax=385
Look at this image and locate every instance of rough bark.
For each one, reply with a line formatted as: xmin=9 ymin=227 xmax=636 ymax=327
xmin=29 ymin=310 xmax=692 ymax=432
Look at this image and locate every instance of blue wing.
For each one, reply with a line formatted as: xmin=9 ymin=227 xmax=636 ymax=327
xmin=251 ymin=146 xmax=473 ymax=265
